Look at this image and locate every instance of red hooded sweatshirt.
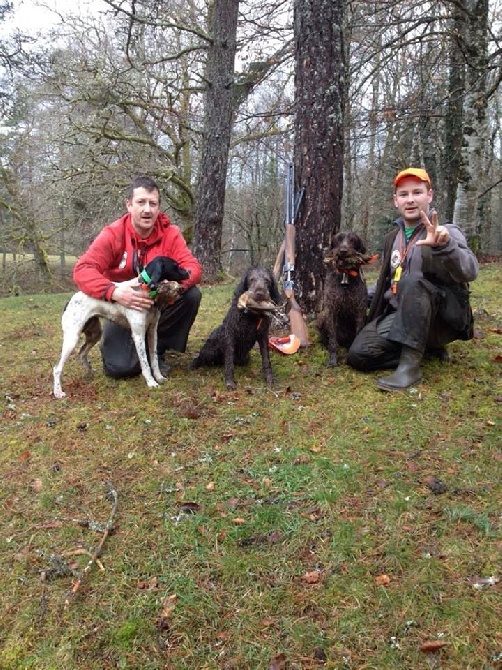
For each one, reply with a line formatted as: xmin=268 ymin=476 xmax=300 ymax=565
xmin=73 ymin=212 xmax=202 ymax=301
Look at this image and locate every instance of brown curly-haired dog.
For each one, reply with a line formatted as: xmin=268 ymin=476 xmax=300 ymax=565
xmin=317 ymin=232 xmax=374 ymax=367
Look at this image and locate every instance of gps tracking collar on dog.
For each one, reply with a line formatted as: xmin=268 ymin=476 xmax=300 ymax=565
xmin=139 ymin=269 xmax=158 ymax=297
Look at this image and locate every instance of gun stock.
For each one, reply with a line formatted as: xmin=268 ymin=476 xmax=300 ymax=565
xmin=282 ymin=166 xmax=310 ymax=347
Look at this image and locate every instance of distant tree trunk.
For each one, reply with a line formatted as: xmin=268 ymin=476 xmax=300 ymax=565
xmin=453 ymin=0 xmax=489 ymax=252
xmin=293 ymin=0 xmax=345 ymax=315
xmin=192 ymin=0 xmax=239 ymax=280
xmin=443 ymin=5 xmax=465 ymax=222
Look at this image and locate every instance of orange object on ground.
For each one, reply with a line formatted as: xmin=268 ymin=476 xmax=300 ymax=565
xmin=268 ymin=334 xmax=301 ymax=355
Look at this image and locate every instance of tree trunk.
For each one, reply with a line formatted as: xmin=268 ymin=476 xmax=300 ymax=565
xmin=443 ymin=5 xmax=465 ymax=222
xmin=453 ymin=0 xmax=489 ymax=252
xmin=192 ymin=0 xmax=239 ymax=280
xmin=293 ymin=0 xmax=345 ymax=315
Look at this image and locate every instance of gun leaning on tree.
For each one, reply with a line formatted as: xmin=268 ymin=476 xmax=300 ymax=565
xmin=273 ymin=162 xmax=311 ymax=347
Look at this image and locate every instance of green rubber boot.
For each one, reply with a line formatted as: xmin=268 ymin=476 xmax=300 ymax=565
xmin=376 ymin=345 xmax=423 ymax=392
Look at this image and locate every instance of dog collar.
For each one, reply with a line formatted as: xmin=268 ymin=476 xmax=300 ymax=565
xmin=138 ymin=270 xmax=158 ymax=298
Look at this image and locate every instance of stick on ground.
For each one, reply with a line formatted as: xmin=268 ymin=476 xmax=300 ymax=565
xmin=63 ymin=482 xmax=118 ymax=609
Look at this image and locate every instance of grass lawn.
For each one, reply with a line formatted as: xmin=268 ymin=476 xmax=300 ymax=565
xmin=0 ymin=263 xmax=500 ymax=669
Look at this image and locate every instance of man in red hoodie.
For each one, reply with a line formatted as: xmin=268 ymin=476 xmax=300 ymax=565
xmin=73 ymin=175 xmax=202 ymax=379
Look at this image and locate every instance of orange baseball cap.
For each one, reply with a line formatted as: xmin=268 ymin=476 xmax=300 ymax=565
xmin=394 ymin=168 xmax=431 ymax=190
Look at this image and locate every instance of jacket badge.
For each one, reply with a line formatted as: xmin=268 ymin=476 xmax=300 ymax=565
xmin=390 ymin=249 xmax=401 ymax=269
xmin=118 ymin=252 xmax=127 ymax=269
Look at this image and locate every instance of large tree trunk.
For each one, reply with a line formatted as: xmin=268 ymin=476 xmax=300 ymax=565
xmin=443 ymin=5 xmax=465 ymax=223
xmin=453 ymin=0 xmax=489 ymax=252
xmin=192 ymin=0 xmax=239 ymax=280
xmin=293 ymin=0 xmax=345 ymax=316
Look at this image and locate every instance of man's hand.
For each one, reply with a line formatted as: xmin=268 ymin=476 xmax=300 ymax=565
xmin=111 ymin=277 xmax=153 ymax=311
xmin=416 ymin=210 xmax=451 ymax=247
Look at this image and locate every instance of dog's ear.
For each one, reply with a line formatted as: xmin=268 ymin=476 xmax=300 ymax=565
xmin=146 ymin=256 xmax=189 ymax=287
xmin=331 ymin=232 xmax=344 ymax=249
xmin=233 ymin=273 xmax=248 ymax=300
xmin=241 ymin=269 xmax=251 ymax=293
xmin=349 ymin=233 xmax=366 ymax=254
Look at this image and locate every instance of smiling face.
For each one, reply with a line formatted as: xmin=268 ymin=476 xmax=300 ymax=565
xmin=126 ymin=186 xmax=160 ymax=238
xmin=393 ymin=178 xmax=433 ymax=226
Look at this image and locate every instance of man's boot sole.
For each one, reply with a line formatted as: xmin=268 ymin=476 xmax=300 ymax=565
xmin=376 ymin=374 xmax=423 ymax=392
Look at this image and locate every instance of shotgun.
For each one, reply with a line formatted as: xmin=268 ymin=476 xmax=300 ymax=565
xmin=276 ymin=162 xmax=311 ymax=347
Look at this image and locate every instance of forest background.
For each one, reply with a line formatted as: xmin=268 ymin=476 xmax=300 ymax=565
xmin=0 ymin=3 xmax=501 ymax=668
xmin=0 ymin=0 xmax=501 ymax=307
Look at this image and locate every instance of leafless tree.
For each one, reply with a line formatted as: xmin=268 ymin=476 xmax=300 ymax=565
xmin=192 ymin=0 xmax=240 ymax=279
xmin=292 ymin=0 xmax=345 ymax=315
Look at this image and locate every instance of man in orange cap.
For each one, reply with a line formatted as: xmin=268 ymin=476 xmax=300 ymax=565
xmin=347 ymin=167 xmax=478 ymax=391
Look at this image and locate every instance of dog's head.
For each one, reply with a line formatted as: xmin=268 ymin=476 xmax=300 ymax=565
xmin=155 ymin=280 xmax=186 ymax=306
xmin=142 ymin=256 xmax=190 ymax=291
xmin=235 ymin=267 xmax=281 ymax=306
xmin=324 ymin=232 xmax=373 ymax=272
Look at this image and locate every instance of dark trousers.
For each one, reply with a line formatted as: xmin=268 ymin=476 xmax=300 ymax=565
xmin=100 ymin=285 xmax=202 ymax=379
xmin=347 ymin=275 xmax=458 ymax=372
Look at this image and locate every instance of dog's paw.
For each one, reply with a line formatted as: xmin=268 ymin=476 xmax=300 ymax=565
xmin=53 ymin=390 xmax=67 ymax=399
xmin=225 ymin=380 xmax=237 ymax=391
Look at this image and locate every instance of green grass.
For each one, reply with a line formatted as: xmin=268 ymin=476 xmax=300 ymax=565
xmin=0 ymin=264 xmax=501 ymax=669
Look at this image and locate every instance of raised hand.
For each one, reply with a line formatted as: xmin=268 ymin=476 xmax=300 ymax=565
xmin=416 ymin=209 xmax=450 ymax=247
xmin=112 ymin=278 xmax=153 ymax=310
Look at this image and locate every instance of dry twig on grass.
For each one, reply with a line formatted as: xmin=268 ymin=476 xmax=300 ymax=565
xmin=63 ymin=482 xmax=118 ymax=609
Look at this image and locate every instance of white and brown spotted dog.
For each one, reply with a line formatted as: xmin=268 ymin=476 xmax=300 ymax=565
xmin=53 ymin=256 xmax=189 ymax=398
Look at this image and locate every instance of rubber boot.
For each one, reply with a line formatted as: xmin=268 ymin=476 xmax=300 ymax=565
xmin=376 ymin=345 xmax=423 ymax=391
xmin=157 ymin=356 xmax=172 ymax=376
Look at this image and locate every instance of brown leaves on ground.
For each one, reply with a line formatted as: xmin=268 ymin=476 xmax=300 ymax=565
xmin=420 ymin=639 xmax=448 ymax=652
xmin=301 ymin=570 xmax=321 ymax=584
xmin=269 ymin=652 xmax=288 ymax=670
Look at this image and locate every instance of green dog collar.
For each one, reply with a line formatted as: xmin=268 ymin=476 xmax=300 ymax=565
xmin=140 ymin=269 xmax=152 ymax=285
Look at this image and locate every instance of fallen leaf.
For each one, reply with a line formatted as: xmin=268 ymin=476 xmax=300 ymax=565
xmin=375 ymin=574 xmax=391 ymax=586
xmin=232 ymin=518 xmax=246 ymax=525
xmin=216 ymin=631 xmax=231 ymax=641
xmin=302 ymin=570 xmax=321 ymax=584
xmin=161 ymin=594 xmax=177 ymax=618
xmin=293 ymin=455 xmax=311 ymax=464
xmin=178 ymin=501 xmax=200 ymax=514
xmin=31 ymin=478 xmax=43 ymax=493
xmin=137 ymin=576 xmax=158 ymax=590
xmin=420 ymin=640 xmax=448 ymax=652
xmin=269 ymin=652 xmax=287 ymax=670
xmin=206 ymin=481 xmax=215 ymax=491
